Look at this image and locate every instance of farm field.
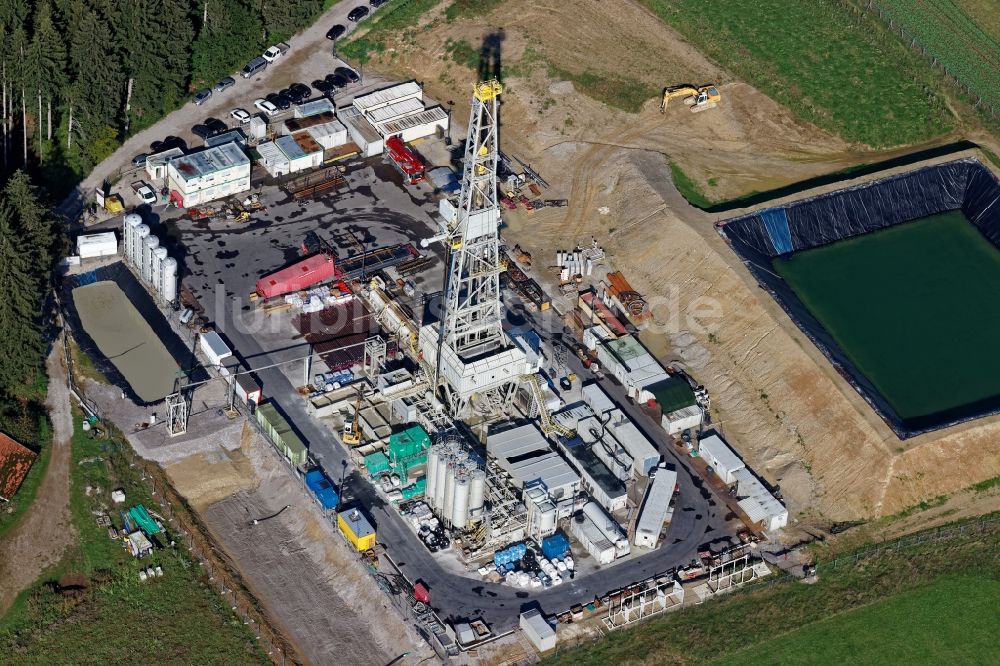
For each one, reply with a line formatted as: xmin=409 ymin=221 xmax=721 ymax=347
xmin=774 ymin=212 xmax=1000 ymax=422
xmin=714 ymin=575 xmax=1000 ymax=666
xmin=638 ymin=0 xmax=954 ymax=146
xmin=875 ymin=0 xmax=1000 ymax=111
xmin=0 ymin=414 xmax=265 ymax=665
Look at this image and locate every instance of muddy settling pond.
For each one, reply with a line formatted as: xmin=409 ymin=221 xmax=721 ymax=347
xmin=72 ymin=282 xmax=179 ymax=402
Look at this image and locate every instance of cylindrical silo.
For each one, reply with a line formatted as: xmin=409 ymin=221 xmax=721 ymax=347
xmin=124 ymin=214 xmax=142 ymax=262
xmin=433 ymin=451 xmax=449 ymax=510
xmin=134 ymin=224 xmax=150 ymax=268
xmin=152 ymin=247 xmax=167 ymax=288
xmin=161 ymin=257 xmax=178 ymax=303
xmin=452 ymin=477 xmax=470 ymax=529
xmin=425 ymin=445 xmax=440 ymax=505
xmin=539 ymin=502 xmax=556 ymax=534
xmin=141 ymin=234 xmax=158 ymax=283
xmin=442 ymin=463 xmax=456 ymax=524
xmin=469 ymin=469 xmax=486 ymax=513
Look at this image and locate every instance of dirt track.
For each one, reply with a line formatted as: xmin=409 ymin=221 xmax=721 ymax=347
xmin=0 ymin=342 xmax=76 ymax=615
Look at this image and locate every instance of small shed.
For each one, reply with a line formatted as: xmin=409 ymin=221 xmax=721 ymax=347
xmin=338 ymin=508 xmax=376 ymax=551
xmin=76 ymin=232 xmax=118 ymax=259
xmin=231 ymin=372 xmax=262 ymax=406
xmin=256 ymin=140 xmax=289 ymax=177
xmin=520 ymin=609 xmax=557 ymax=652
xmin=199 ymin=331 xmax=233 ymax=368
xmin=126 ymin=530 xmax=153 ymax=558
xmin=697 ymin=434 xmax=746 ymax=485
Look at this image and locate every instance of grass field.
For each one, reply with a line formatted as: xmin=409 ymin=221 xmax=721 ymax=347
xmin=715 ymin=575 xmax=1000 ymax=666
xmin=639 ymin=0 xmax=954 ymax=147
xmin=543 ymin=519 xmax=999 ymax=666
xmin=774 ymin=212 xmax=1000 ymax=420
xmin=0 ymin=413 xmax=265 ymax=664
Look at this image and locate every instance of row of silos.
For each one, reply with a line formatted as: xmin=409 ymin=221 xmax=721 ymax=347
xmin=124 ymin=213 xmax=177 ymax=303
xmin=425 ymin=438 xmax=486 ymax=530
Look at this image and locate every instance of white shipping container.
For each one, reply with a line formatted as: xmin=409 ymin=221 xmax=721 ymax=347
xmin=199 ymin=331 xmax=233 ymax=368
xmin=77 ymin=232 xmax=118 ymax=259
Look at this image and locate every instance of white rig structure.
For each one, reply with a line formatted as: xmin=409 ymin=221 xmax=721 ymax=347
xmin=123 ymin=213 xmax=177 ymax=304
xmin=419 ymin=79 xmax=530 ymax=417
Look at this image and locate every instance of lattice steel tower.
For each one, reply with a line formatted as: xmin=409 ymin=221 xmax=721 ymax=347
xmin=444 ymin=79 xmax=506 ymax=356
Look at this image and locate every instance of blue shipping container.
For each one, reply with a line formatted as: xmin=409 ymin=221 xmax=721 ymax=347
xmin=305 ymin=469 xmax=339 ymax=510
xmin=541 ymin=532 xmax=570 ymax=561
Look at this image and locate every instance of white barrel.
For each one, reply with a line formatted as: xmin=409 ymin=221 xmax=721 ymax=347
xmin=152 ymin=247 xmax=167 ymax=287
xmin=469 ymin=469 xmax=486 ymax=513
xmin=161 ymin=257 xmax=178 ymax=303
xmin=141 ymin=235 xmax=159 ymax=283
xmin=442 ymin=463 xmax=456 ymax=523
xmin=452 ymin=478 xmax=470 ymax=529
xmin=133 ymin=224 xmax=150 ymax=268
xmin=425 ymin=446 xmax=440 ymax=506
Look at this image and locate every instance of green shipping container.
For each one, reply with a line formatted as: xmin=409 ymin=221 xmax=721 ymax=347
xmin=388 ymin=425 xmax=431 ymax=466
xmin=256 ymin=402 xmax=308 ymax=466
xmin=400 ymin=477 xmax=426 ymax=500
xmin=364 ymin=451 xmax=391 ymax=477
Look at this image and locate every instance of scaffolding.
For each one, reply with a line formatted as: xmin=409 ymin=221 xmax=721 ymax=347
xmin=463 ymin=458 xmax=527 ymax=559
xmin=165 ymin=392 xmax=188 ymax=436
xmin=604 ymin=577 xmax=685 ymax=629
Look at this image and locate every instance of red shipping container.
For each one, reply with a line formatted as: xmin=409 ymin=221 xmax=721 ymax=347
xmin=412 ymin=581 xmax=430 ymax=604
xmin=256 ymin=254 xmax=337 ymax=299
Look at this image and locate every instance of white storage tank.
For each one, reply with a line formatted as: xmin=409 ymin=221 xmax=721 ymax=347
xmin=161 ymin=257 xmax=178 ymax=303
xmin=133 ymin=224 xmax=150 ymax=268
xmin=425 ymin=446 xmax=440 ymax=505
xmin=452 ymin=478 xmax=470 ymax=529
xmin=123 ymin=213 xmax=142 ymax=260
xmin=151 ymin=247 xmax=167 ymax=287
xmin=433 ymin=452 xmax=449 ymax=511
xmin=141 ymin=234 xmax=159 ymax=282
xmin=442 ymin=463 xmax=456 ymax=522
xmin=469 ymin=469 xmax=486 ymax=513
xmin=538 ymin=501 xmax=557 ymax=534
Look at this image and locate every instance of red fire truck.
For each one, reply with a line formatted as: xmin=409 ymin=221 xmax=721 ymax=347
xmin=385 ymin=135 xmax=425 ymax=185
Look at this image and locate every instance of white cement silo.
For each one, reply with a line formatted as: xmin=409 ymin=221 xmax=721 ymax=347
xmin=452 ymin=477 xmax=470 ymax=529
xmin=161 ymin=257 xmax=178 ymax=303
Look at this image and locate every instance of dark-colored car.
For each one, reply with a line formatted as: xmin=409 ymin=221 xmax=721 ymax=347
xmin=266 ymin=92 xmax=291 ymax=111
xmin=347 ymin=6 xmax=369 ymax=22
xmin=132 ymin=153 xmax=148 ymax=168
xmin=192 ymin=88 xmax=212 ymax=105
xmin=325 ymin=73 xmax=349 ymax=90
xmin=205 ymin=117 xmax=228 ymax=136
xmin=312 ymin=78 xmax=334 ymax=94
xmin=288 ymin=82 xmax=311 ymax=103
xmin=334 ymin=66 xmax=360 ymax=83
xmin=325 ymin=24 xmax=346 ymax=40
xmin=192 ymin=124 xmax=212 ymax=139
xmin=214 ymin=76 xmax=236 ymax=93
xmin=370 ymin=0 xmax=389 ymax=7
xmin=150 ymin=135 xmax=186 ymax=153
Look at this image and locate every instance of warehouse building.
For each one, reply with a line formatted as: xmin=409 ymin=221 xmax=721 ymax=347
xmin=647 ymin=375 xmax=704 ymax=435
xmin=634 ymin=466 xmax=678 ymax=549
xmin=732 ymin=468 xmax=788 ymax=531
xmin=697 ymin=433 xmax=746 ymax=485
xmin=595 ymin=335 xmax=671 ymax=402
xmin=487 ymin=423 xmax=580 ymax=500
xmin=166 ymin=142 xmax=250 ymax=207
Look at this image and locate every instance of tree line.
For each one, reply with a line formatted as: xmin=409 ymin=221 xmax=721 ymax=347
xmin=0 ymin=0 xmax=324 ymax=191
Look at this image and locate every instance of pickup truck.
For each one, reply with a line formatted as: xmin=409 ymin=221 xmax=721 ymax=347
xmin=131 ymin=181 xmax=156 ymax=205
xmin=262 ymin=43 xmax=290 ymax=62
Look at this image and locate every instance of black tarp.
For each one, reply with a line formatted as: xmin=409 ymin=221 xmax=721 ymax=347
xmin=719 ymin=158 xmax=1000 ymax=438
xmin=59 ymin=262 xmax=208 ymax=405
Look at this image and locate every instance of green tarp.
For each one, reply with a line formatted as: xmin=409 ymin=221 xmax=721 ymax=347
xmin=388 ymin=424 xmax=431 ymax=466
xmin=128 ymin=504 xmax=162 ymax=536
xmin=647 ymin=375 xmax=696 ymax=413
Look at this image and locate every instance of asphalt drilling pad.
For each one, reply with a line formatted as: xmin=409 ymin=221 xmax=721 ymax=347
xmin=721 ymin=158 xmax=1000 ymax=437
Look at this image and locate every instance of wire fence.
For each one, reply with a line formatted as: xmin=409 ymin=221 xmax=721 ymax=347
xmin=858 ymin=0 xmax=999 ymax=119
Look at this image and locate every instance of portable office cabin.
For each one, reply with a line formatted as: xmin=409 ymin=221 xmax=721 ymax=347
xmin=255 ymin=402 xmax=308 ymax=466
xmin=198 ymin=331 xmax=232 ymax=368
xmin=634 ymin=467 xmax=677 ymax=549
xmin=697 ymin=434 xmax=745 ymax=485
xmin=733 ymin=468 xmax=788 ymax=531
xmin=520 ymin=609 xmax=557 ymax=652
xmin=595 ymin=335 xmax=670 ymax=401
xmin=338 ymin=508 xmax=376 ymax=551
xmin=76 ymin=232 xmax=118 ymax=259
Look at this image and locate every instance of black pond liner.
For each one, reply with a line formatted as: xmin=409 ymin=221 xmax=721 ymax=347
xmin=60 ymin=261 xmax=209 ymax=406
xmin=719 ymin=158 xmax=1000 ymax=439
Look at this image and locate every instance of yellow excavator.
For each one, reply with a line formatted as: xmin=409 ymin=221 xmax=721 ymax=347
xmin=660 ymin=85 xmax=721 ymax=113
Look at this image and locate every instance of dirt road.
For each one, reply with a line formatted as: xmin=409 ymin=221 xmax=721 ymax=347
xmin=0 ymin=342 xmax=76 ymax=615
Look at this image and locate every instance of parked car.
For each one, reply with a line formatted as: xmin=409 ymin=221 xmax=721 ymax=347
xmin=131 ymin=181 xmax=156 ymax=205
xmin=241 ymin=56 xmax=268 ymax=79
xmin=204 ymin=117 xmax=228 ymax=136
xmin=230 ymin=108 xmax=251 ymax=124
xmin=326 ymin=24 xmax=346 ymax=40
xmin=325 ymin=73 xmax=349 ymax=89
xmin=192 ymin=123 xmax=212 ymax=139
xmin=347 ymin=6 xmax=369 ymax=22
xmin=191 ymin=88 xmax=212 ymax=105
xmin=254 ymin=98 xmax=279 ymax=117
xmin=262 ymin=43 xmax=290 ymax=62
xmin=312 ymin=79 xmax=334 ymax=94
xmin=267 ymin=92 xmax=291 ymax=111
xmin=132 ymin=153 xmax=148 ymax=167
xmin=214 ymin=76 xmax=236 ymax=93
xmin=370 ymin=0 xmax=389 ymax=7
xmin=150 ymin=136 xmax=186 ymax=153
xmin=335 ymin=66 xmax=359 ymax=83
xmin=288 ymin=82 xmax=311 ymax=103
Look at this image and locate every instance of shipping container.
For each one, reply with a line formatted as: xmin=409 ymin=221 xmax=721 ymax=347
xmin=199 ymin=331 xmax=233 ymax=367
xmin=255 ymin=402 xmax=308 ymax=466
xmin=338 ymin=508 xmax=376 ymax=551
xmin=305 ymin=469 xmax=339 ymax=510
xmin=256 ymin=253 xmax=337 ymax=299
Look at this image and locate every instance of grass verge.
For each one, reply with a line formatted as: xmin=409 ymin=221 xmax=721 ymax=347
xmin=639 ymin=0 xmax=954 ymax=147
xmin=0 ymin=409 xmax=265 ymax=664
xmin=548 ymin=67 xmax=658 ymax=114
xmin=69 ymin=339 xmax=108 ymax=385
xmin=667 ymin=159 xmax=716 ymax=208
xmin=0 ymin=444 xmax=50 ymax=541
xmin=340 ymin=0 xmax=443 ymax=64
xmin=543 ymin=518 xmax=999 ymax=666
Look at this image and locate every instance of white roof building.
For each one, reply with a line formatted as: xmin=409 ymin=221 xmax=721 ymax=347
xmin=579 ymin=383 xmax=660 ymax=476
xmin=352 ymin=81 xmax=423 ymax=114
xmin=696 ymin=434 xmax=746 ymax=485
xmin=198 ymin=331 xmax=232 ymax=368
xmin=488 ymin=424 xmax=580 ymax=499
xmin=595 ymin=336 xmax=671 ymax=401
xmin=634 ymin=467 xmax=678 ymax=549
xmin=76 ymin=232 xmax=118 ymax=259
xmin=520 ymin=609 xmax=557 ymax=653
xmin=733 ymin=468 xmax=788 ymax=531
xmin=167 ymin=142 xmax=251 ymax=208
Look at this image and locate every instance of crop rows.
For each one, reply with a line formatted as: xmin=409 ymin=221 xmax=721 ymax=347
xmin=876 ymin=0 xmax=1000 ymax=110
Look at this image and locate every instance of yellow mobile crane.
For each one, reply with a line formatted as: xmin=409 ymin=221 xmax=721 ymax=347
xmin=660 ymin=85 xmax=721 ymax=113
xmin=342 ymin=388 xmax=363 ymax=446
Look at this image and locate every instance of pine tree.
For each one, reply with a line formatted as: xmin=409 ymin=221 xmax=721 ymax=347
xmin=4 ymin=170 xmax=53 ymax=280
xmin=28 ymin=1 xmax=67 ymax=145
xmin=192 ymin=0 xmax=264 ymax=86
xmin=261 ymin=0 xmax=322 ymax=43
xmin=0 ymin=201 xmax=45 ymax=394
